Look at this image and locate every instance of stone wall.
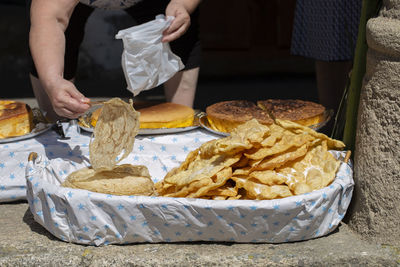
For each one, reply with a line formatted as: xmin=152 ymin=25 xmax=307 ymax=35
xmin=347 ymin=0 xmax=400 ymax=246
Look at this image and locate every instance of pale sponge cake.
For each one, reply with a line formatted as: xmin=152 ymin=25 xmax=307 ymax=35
xmin=90 ymin=102 xmax=195 ymax=129
xmin=206 ymin=100 xmax=273 ymax=133
xmin=0 ymin=100 xmax=34 ymax=138
xmin=257 ymin=99 xmax=325 ymax=127
xmin=137 ymin=102 xmax=195 ymax=128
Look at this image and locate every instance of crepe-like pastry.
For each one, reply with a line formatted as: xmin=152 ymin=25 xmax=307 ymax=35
xmin=63 ymin=98 xmax=155 ymax=196
xmin=89 ymin=98 xmax=140 ymax=170
xmin=63 ymin=164 xmax=154 ymax=196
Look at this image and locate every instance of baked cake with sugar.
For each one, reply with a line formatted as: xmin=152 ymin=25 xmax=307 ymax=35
xmin=0 ymin=100 xmax=34 ymax=139
xmin=257 ymin=99 xmax=325 ymax=127
xmin=206 ymin=100 xmax=273 ymax=133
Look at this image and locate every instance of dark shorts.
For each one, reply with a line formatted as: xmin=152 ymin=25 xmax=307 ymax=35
xmin=27 ymin=0 xmax=201 ymax=80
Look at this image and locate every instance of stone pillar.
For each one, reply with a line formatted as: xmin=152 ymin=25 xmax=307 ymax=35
xmin=347 ymin=0 xmax=400 ymax=246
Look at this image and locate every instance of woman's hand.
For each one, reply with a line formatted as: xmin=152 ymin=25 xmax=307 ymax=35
xmin=162 ymin=0 xmax=201 ymax=43
xmin=45 ymin=78 xmax=90 ymax=119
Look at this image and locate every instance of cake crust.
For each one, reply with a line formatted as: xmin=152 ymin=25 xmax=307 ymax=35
xmin=0 ymin=100 xmax=34 ymax=138
xmin=0 ymin=101 xmax=28 ymax=120
xmin=206 ymin=100 xmax=273 ymax=125
xmin=257 ymin=99 xmax=325 ymax=126
xmin=206 ymin=100 xmax=273 ymax=132
xmin=205 ymin=99 xmax=326 ymax=132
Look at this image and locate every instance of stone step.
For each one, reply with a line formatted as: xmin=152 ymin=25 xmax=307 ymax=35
xmin=0 ymin=203 xmax=398 ymax=266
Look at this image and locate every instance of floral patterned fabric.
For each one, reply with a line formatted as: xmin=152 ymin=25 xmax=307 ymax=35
xmin=79 ymin=0 xmax=143 ymax=10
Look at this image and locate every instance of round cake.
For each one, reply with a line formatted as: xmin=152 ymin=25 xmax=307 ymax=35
xmin=206 ymin=100 xmax=273 ymax=133
xmin=89 ymin=102 xmax=195 ymax=129
xmin=137 ymin=102 xmax=195 ymax=129
xmin=257 ymin=99 xmax=325 ymax=127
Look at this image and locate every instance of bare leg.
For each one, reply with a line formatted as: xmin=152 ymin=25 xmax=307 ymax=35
xmin=163 ymin=67 xmax=199 ymax=108
xmin=30 ymin=74 xmax=73 ymax=122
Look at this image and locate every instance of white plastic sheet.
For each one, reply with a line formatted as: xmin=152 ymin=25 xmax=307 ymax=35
xmin=26 ymin=150 xmax=354 ymax=246
xmin=116 ymin=15 xmax=184 ymax=96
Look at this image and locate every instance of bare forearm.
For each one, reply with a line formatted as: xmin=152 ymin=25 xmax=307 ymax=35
xmin=30 ymin=19 xmax=65 ymax=90
xmin=29 ymin=0 xmax=77 ymax=91
xmin=28 ymin=0 xmax=89 ymax=119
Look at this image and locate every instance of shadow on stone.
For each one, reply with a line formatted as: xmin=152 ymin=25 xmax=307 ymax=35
xmin=117 ymin=225 xmax=341 ymax=247
xmin=0 ymin=200 xmax=27 ymax=205
xmin=22 ymin=207 xmax=59 ymax=241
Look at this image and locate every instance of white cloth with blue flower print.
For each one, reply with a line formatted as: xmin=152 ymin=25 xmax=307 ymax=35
xmin=0 ymin=121 xmax=217 ymax=202
xmin=23 ymin=122 xmax=354 ymax=245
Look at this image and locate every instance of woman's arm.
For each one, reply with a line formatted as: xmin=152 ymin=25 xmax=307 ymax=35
xmin=162 ymin=0 xmax=202 ymax=43
xmin=29 ymin=0 xmax=90 ymax=118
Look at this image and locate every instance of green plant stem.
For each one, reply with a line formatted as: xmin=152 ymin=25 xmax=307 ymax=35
xmin=343 ymin=0 xmax=382 ymax=152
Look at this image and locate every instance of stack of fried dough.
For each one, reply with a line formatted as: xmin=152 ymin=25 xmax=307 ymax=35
xmin=155 ymin=119 xmax=345 ymax=200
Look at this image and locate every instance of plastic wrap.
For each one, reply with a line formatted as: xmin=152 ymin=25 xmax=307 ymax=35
xmin=116 ymin=15 xmax=184 ymax=96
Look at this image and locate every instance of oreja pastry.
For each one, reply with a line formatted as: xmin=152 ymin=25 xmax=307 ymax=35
xmin=206 ymin=100 xmax=273 ymax=133
xmin=137 ymin=102 xmax=195 ymax=128
xmin=0 ymin=100 xmax=34 ymax=139
xmin=155 ymin=119 xmax=345 ymax=200
xmin=257 ymin=99 xmax=325 ymax=127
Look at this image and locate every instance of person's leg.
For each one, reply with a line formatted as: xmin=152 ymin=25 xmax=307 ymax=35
xmin=165 ymin=9 xmax=201 ymax=108
xmin=26 ymin=2 xmax=94 ymax=121
xmin=163 ymin=67 xmax=199 ymax=107
xmin=315 ymin=60 xmax=352 ymax=135
xmin=125 ymin=1 xmax=201 ymax=108
xmin=315 ymin=60 xmax=352 ymax=111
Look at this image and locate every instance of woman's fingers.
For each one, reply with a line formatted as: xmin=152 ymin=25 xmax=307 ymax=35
xmin=162 ymin=23 xmax=188 ymax=43
xmin=47 ymin=79 xmax=90 ymax=118
xmin=64 ymin=87 xmax=90 ymax=114
xmin=163 ymin=2 xmax=191 ymax=42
